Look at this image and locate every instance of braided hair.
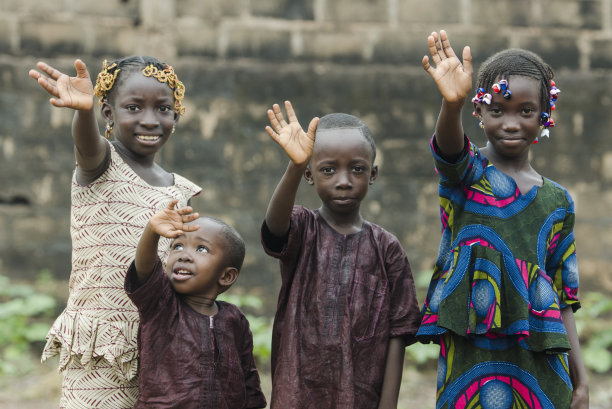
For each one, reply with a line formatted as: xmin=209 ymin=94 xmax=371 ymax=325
xmin=475 ymin=49 xmax=554 ymax=115
xmin=94 ymin=56 xmax=185 ymax=115
xmin=317 ymin=113 xmax=377 ymax=162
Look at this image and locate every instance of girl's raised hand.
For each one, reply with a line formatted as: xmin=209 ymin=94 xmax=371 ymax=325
xmin=28 ymin=59 xmax=94 ymax=111
xmin=266 ymin=101 xmax=319 ymax=166
xmin=422 ymin=30 xmax=473 ymax=104
xmin=150 ymin=200 xmax=200 ymax=238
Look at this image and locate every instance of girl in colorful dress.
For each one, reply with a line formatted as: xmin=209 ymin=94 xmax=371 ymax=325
xmin=416 ymin=30 xmax=589 ymax=409
xmin=29 ymin=56 xmax=201 ymax=408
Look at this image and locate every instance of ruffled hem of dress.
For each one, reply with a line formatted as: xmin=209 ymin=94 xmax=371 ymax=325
xmin=416 ymin=244 xmax=573 ymax=353
xmin=41 ymin=310 xmax=139 ymax=381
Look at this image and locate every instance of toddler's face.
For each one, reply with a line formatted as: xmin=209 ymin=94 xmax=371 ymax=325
xmin=166 ymin=218 xmax=228 ymax=297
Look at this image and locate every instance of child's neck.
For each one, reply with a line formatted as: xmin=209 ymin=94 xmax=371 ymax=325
xmin=481 ymin=145 xmax=543 ymax=195
xmin=183 ymin=295 xmax=218 ymax=316
xmin=112 ymin=141 xmax=173 ymax=187
xmin=319 ymin=206 xmax=364 ymax=235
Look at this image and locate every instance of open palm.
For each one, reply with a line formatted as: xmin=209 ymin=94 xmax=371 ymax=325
xmin=422 ymin=30 xmax=473 ymax=104
xmin=266 ymin=101 xmax=318 ymax=166
xmin=29 ymin=59 xmax=94 ymax=110
xmin=150 ymin=201 xmax=200 ymax=238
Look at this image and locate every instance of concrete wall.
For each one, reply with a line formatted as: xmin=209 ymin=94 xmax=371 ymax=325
xmin=1 ymin=0 xmax=611 ymax=306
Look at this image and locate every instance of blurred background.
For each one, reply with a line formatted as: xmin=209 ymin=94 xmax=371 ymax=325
xmin=1 ymin=0 xmax=611 ymax=407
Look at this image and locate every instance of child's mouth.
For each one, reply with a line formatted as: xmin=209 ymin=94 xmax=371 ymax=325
xmin=136 ymin=135 xmax=161 ymax=143
xmin=172 ymin=269 xmax=193 ymax=281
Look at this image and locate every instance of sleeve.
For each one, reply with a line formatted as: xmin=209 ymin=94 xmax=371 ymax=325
xmin=546 ymin=191 xmax=581 ymax=312
xmin=238 ymin=314 xmax=267 ymax=409
xmin=125 ymin=257 xmax=175 ymax=318
xmin=260 ymin=205 xmax=308 ymax=262
xmin=384 ymin=236 xmax=423 ymax=344
xmin=431 ymin=134 xmax=482 ymax=187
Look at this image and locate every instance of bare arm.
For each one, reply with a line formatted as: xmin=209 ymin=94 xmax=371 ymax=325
xmin=422 ymin=30 xmax=473 ymax=157
xmin=29 ymin=59 xmax=108 ymax=180
xmin=134 ymin=200 xmax=200 ymax=284
xmin=377 ymin=337 xmax=406 ymax=409
xmin=264 ymin=101 xmax=318 ymax=237
xmin=561 ymin=307 xmax=589 ymax=409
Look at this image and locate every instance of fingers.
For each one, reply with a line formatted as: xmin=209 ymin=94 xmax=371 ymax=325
xmin=462 ymin=45 xmax=473 ymax=77
xmin=267 ymin=107 xmax=282 ymax=134
xmin=439 ymin=30 xmax=457 ymax=60
xmin=166 ymin=199 xmax=179 ymax=210
xmin=36 ymin=61 xmax=62 ymax=81
xmin=74 ymin=59 xmax=90 ymax=79
xmin=284 ymin=100 xmax=298 ymax=124
xmin=422 ymin=55 xmax=434 ymax=76
xmin=427 ymin=32 xmax=441 ymax=66
xmin=273 ymin=103 xmax=287 ymax=128
xmin=306 ymin=117 xmax=319 ymax=139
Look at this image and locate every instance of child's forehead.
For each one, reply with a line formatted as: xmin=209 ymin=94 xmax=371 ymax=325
xmin=313 ymin=127 xmax=373 ymax=157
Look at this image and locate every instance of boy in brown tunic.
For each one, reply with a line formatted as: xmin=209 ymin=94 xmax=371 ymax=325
xmin=261 ymin=101 xmax=421 ymax=409
xmin=125 ymin=201 xmax=266 ymax=409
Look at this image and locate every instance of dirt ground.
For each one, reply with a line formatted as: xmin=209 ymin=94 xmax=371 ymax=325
xmin=0 ymin=359 xmax=610 ymax=408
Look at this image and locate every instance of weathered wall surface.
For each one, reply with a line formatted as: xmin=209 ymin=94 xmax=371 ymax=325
xmin=1 ymin=0 xmax=611 ymax=305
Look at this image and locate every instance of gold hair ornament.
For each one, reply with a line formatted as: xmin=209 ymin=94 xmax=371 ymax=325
xmin=93 ymin=60 xmax=120 ymax=107
xmin=142 ymin=64 xmax=186 ymax=116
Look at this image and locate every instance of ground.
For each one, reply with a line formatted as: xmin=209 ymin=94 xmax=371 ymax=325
xmin=0 ymin=359 xmax=610 ymax=408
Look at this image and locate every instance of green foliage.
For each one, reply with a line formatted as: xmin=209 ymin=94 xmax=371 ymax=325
xmin=575 ymin=291 xmax=612 ymax=373
xmin=218 ymin=293 xmax=273 ymax=366
xmin=0 ymin=272 xmax=57 ymax=375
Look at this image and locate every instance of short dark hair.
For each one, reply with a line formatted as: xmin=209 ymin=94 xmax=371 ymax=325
xmin=475 ymin=48 xmax=555 ymax=115
xmin=200 ymin=216 xmax=246 ymax=271
xmin=316 ymin=113 xmax=376 ymax=162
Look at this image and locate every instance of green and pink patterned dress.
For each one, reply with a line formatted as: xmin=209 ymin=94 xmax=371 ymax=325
xmin=417 ymin=136 xmax=580 ymax=409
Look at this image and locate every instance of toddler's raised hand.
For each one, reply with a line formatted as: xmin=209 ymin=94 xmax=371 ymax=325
xmin=266 ymin=101 xmax=319 ymax=166
xmin=150 ymin=200 xmax=200 ymax=239
xmin=29 ymin=59 xmax=94 ymax=111
xmin=422 ymin=30 xmax=473 ymax=104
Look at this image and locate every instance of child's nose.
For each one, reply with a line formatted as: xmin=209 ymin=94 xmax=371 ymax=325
xmin=335 ymin=171 xmax=352 ymax=188
xmin=140 ymin=108 xmax=160 ymax=127
xmin=177 ymin=252 xmax=193 ymax=262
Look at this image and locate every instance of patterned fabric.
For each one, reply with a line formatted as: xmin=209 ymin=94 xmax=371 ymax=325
xmin=60 ymin=356 xmax=139 ymax=409
xmin=417 ymin=136 xmax=580 ymax=409
xmin=42 ymin=141 xmax=201 ymax=407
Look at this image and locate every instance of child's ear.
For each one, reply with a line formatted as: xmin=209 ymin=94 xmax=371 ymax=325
xmin=369 ymin=164 xmax=378 ymax=185
xmin=474 ymin=103 xmax=483 ymax=119
xmin=218 ymin=267 xmax=239 ymax=288
xmin=304 ymin=167 xmax=315 ymax=185
xmin=101 ymin=101 xmax=113 ymax=122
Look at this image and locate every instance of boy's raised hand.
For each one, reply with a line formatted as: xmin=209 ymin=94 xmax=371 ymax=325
xmin=29 ymin=59 xmax=94 ymax=111
xmin=266 ymin=101 xmax=319 ymax=166
xmin=422 ymin=30 xmax=473 ymax=104
xmin=149 ymin=200 xmax=200 ymax=239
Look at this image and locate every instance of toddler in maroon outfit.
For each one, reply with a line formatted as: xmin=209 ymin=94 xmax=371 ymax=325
xmin=125 ymin=200 xmax=266 ymax=409
xmin=261 ymin=101 xmax=421 ymax=409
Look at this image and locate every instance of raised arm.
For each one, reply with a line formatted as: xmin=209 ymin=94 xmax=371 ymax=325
xmin=29 ymin=59 xmax=108 ymax=181
xmin=264 ymin=101 xmax=318 ymax=237
xmin=422 ymin=30 xmax=473 ymax=157
xmin=134 ymin=200 xmax=200 ymax=284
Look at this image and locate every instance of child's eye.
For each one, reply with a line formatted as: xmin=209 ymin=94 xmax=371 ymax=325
xmin=125 ymin=104 xmax=140 ymax=112
xmin=172 ymin=243 xmax=184 ymax=251
xmin=321 ymin=167 xmax=335 ymax=175
xmin=196 ymin=245 xmax=209 ymax=253
xmin=521 ymin=107 xmax=536 ymax=115
xmin=353 ymin=165 xmax=366 ymax=173
xmin=488 ymin=107 xmax=502 ymax=116
xmin=160 ymin=105 xmax=173 ymax=112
